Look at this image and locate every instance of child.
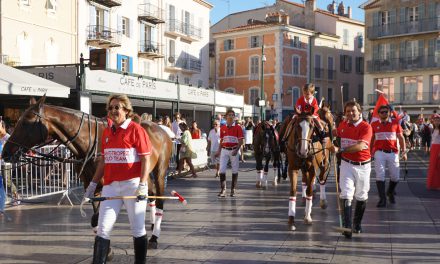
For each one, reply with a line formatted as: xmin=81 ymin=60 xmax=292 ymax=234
xmin=294 ymin=83 xmax=325 ymax=137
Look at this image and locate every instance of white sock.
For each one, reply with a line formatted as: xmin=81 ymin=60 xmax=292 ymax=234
xmin=320 ymin=185 xmax=326 ymax=200
xmin=149 ymin=201 xmax=156 ymax=225
xmin=256 ymin=170 xmax=262 ymax=181
xmin=302 ymin=183 xmax=307 ymax=198
xmin=305 ymin=196 xmax=313 ymax=216
xmin=288 ymin=196 xmax=296 ymax=216
xmin=152 ymin=209 xmax=163 ymax=237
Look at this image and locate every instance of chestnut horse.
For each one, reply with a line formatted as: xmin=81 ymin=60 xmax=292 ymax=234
xmin=253 ymin=121 xmax=282 ymax=189
xmin=280 ymin=110 xmax=332 ymax=231
xmin=1 ymin=96 xmax=172 ymax=249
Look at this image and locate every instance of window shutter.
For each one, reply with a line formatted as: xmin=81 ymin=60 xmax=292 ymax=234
xmin=89 ymin=5 xmax=96 ymax=26
xmin=223 ymin=40 xmax=227 ymax=51
xmin=418 ymin=40 xmax=424 ymax=58
xmin=400 ymin=41 xmax=405 ymax=59
xmin=390 ymin=43 xmax=396 ymax=59
xmin=372 ymin=44 xmax=379 ymax=60
xmin=129 ymin=19 xmax=133 ymax=38
xmin=140 ymin=24 xmax=145 ymax=46
xmin=340 ymin=54 xmax=344 ymax=71
xmin=418 ymin=3 xmax=425 ymax=20
xmin=390 ymin=9 xmax=396 ymax=24
xmin=372 ymin=12 xmax=379 ymax=26
xmin=117 ymin=15 xmax=121 ymax=33
xmin=428 ymin=2 xmax=436 ymax=18
xmin=129 ymin=56 xmax=133 ymax=73
xmin=151 ymin=26 xmax=157 ymax=45
xmin=428 ymin=39 xmax=435 ymax=57
xmin=104 ymin=10 xmax=109 ymax=27
xmin=399 ymin=7 xmax=406 ymax=23
xmin=348 ymin=56 xmax=352 ymax=72
xmin=248 ymin=36 xmax=251 ymax=48
xmin=117 ymin=54 xmax=122 ymax=71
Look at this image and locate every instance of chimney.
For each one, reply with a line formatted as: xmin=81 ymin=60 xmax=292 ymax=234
xmin=338 ymin=2 xmax=345 ymax=16
xmin=304 ymin=0 xmax=316 ymax=30
xmin=347 ymin=6 xmax=352 ymax=18
xmin=281 ymin=13 xmax=290 ymax=25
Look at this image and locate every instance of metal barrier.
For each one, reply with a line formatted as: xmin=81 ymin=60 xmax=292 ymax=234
xmin=1 ymin=145 xmax=82 ymax=205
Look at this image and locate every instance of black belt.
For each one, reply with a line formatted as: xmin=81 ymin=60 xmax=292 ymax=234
xmin=377 ymin=149 xmax=394 ymax=153
xmin=222 ymin=147 xmax=236 ymax=150
xmin=342 ymin=157 xmax=371 ymax=166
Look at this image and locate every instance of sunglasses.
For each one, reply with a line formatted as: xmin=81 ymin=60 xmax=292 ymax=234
xmin=379 ymin=111 xmax=389 ymax=114
xmin=108 ymin=105 xmax=123 ymax=111
xmin=214 ymin=123 xmax=219 ymax=126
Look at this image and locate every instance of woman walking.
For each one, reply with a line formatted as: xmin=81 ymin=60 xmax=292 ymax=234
xmin=178 ymin=122 xmax=198 ymax=178
xmin=427 ymin=114 xmax=440 ymax=190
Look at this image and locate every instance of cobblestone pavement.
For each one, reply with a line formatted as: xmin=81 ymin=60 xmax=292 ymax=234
xmin=0 ymin=150 xmax=439 ymax=264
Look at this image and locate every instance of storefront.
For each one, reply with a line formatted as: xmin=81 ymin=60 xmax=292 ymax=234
xmin=215 ymin=91 xmax=244 ymax=119
xmin=0 ymin=64 xmax=72 ymax=128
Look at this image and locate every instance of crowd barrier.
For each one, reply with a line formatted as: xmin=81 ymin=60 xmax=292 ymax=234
xmin=170 ymin=138 xmax=209 ymax=169
xmin=1 ymin=145 xmax=82 ymax=205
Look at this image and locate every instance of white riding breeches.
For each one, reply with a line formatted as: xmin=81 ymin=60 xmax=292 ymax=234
xmin=374 ymin=151 xmax=400 ymax=182
xmin=219 ymin=148 xmax=240 ymax=174
xmin=339 ymin=160 xmax=371 ymax=201
xmin=97 ymin=178 xmax=147 ymax=239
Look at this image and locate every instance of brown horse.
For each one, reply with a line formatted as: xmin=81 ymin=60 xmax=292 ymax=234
xmin=253 ymin=121 xmax=281 ymax=189
xmin=1 ymin=96 xmax=172 ymax=249
xmin=280 ymin=110 xmax=331 ymax=231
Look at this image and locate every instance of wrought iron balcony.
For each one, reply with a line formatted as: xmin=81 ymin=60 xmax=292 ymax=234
xmin=166 ymin=19 xmax=201 ymax=41
xmin=327 ymin=69 xmax=337 ymax=81
xmin=367 ymin=17 xmax=440 ymax=39
xmin=166 ymin=55 xmax=201 ymax=73
xmin=366 ymin=56 xmax=440 ymax=73
xmin=367 ymin=92 xmax=440 ymax=106
xmin=87 ymin=25 xmax=121 ymax=48
xmin=138 ymin=3 xmax=165 ymax=24
xmin=88 ymin=0 xmax=121 ymax=8
xmin=138 ymin=41 xmax=164 ymax=59
xmin=314 ymin=67 xmax=324 ymax=80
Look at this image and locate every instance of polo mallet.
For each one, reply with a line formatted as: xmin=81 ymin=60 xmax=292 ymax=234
xmin=332 ymin=154 xmax=352 ymax=233
xmin=80 ymin=190 xmax=187 ymax=217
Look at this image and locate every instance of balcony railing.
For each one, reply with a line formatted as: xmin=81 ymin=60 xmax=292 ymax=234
xmin=166 ymin=19 xmax=201 ymax=41
xmin=367 ymin=92 xmax=440 ymax=105
xmin=313 ymin=68 xmax=337 ymax=81
xmin=138 ymin=41 xmax=164 ymax=59
xmin=138 ymin=3 xmax=165 ymax=24
xmin=87 ymin=25 xmax=121 ymax=47
xmin=166 ymin=55 xmax=201 ymax=73
xmin=367 ymin=56 xmax=440 ymax=73
xmin=88 ymin=0 xmax=122 ymax=8
xmin=327 ymin=69 xmax=337 ymax=81
xmin=367 ymin=17 xmax=440 ymax=39
xmin=314 ymin=67 xmax=324 ymax=80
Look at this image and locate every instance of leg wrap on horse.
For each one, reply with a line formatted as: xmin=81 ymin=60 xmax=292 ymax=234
xmin=305 ymin=196 xmax=313 ymax=221
xmin=152 ymin=209 xmax=163 ymax=238
xmin=263 ymin=171 xmax=268 ymax=189
xmin=353 ymin=200 xmax=367 ymax=234
xmin=288 ymin=196 xmax=296 ymax=217
xmin=376 ymin=181 xmax=387 ymax=208
xmin=387 ymin=181 xmax=398 ymax=204
xmin=231 ymin=173 xmax=238 ymax=197
xmin=133 ymin=235 xmax=147 ymax=264
xmin=148 ymin=200 xmax=156 ymax=226
xmin=218 ymin=174 xmax=226 ymax=197
xmin=93 ymin=236 xmax=110 ymax=264
xmin=319 ymin=184 xmax=326 ymax=200
xmin=341 ymin=199 xmax=352 ymax=238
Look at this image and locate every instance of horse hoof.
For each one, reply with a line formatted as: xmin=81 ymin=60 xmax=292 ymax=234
xmin=304 ymin=217 xmax=313 ymax=225
xmin=272 ymin=181 xmax=278 ymax=186
xmin=107 ymin=247 xmax=114 ymax=261
xmin=288 ymin=216 xmax=296 ymax=231
xmin=256 ymin=181 xmax=262 ymax=189
xmin=320 ymin=200 xmax=328 ymax=209
xmin=148 ymin=240 xmax=158 ymax=249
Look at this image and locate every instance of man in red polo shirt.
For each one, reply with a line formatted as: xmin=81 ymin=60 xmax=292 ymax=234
xmin=371 ymin=105 xmax=407 ymax=208
xmin=330 ymin=101 xmax=373 ymax=239
xmin=215 ymin=109 xmax=244 ymax=197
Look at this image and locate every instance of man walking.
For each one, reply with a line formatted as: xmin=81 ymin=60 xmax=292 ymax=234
xmin=330 ymin=101 xmax=373 ymax=238
xmin=207 ymin=121 xmax=221 ymax=178
xmin=215 ymin=109 xmax=244 ymax=197
xmin=371 ymin=105 xmax=407 ymax=208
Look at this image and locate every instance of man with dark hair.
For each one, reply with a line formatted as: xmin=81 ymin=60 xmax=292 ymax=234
xmin=371 ymin=105 xmax=407 ymax=208
xmin=215 ymin=109 xmax=244 ymax=197
xmin=330 ymin=101 xmax=373 ymax=238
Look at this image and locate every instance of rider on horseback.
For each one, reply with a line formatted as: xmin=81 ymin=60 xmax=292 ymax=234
xmin=293 ymin=83 xmax=327 ymax=142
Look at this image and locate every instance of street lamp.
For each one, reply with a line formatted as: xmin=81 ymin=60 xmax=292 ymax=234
xmin=260 ymin=44 xmax=267 ymax=121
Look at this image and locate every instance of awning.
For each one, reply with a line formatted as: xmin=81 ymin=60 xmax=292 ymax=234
xmin=0 ymin=64 xmax=71 ymax=98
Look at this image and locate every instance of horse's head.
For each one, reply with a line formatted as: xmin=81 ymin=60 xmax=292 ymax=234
xmin=293 ymin=112 xmax=315 ymax=158
xmin=2 ymin=95 xmax=49 ymax=162
xmin=254 ymin=121 xmax=276 ymax=156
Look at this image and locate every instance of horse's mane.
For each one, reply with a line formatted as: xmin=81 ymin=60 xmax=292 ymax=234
xmin=41 ymin=104 xmax=110 ymax=127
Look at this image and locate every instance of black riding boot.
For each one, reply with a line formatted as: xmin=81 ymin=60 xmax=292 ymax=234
xmin=218 ymin=173 xmax=226 ymax=197
xmin=133 ymin=235 xmax=148 ymax=264
xmin=340 ymin=199 xmax=352 ymax=238
xmin=353 ymin=200 xmax=367 ymax=234
xmin=376 ymin=181 xmax=387 ymax=208
xmin=387 ymin=181 xmax=398 ymax=204
xmin=230 ymin=173 xmax=238 ymax=197
xmin=93 ymin=236 xmax=110 ymax=264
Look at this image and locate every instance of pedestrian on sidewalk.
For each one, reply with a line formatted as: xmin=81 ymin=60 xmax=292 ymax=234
xmin=215 ymin=109 xmax=244 ymax=197
xmin=420 ymin=118 xmax=433 ymax=155
xmin=207 ymin=121 xmax=221 ymax=178
xmin=329 ymin=101 xmax=373 ymax=238
xmin=0 ymin=118 xmax=11 ymax=218
xmin=177 ymin=122 xmax=198 ymax=178
xmin=370 ymin=105 xmax=407 ymax=208
xmin=83 ymin=94 xmax=151 ymax=264
xmin=427 ymin=114 xmax=440 ymax=190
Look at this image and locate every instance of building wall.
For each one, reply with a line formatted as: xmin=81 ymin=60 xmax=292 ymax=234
xmin=1 ymin=0 xmax=77 ymax=65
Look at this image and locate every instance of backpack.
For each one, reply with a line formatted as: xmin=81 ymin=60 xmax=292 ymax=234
xmin=422 ymin=125 xmax=431 ymax=137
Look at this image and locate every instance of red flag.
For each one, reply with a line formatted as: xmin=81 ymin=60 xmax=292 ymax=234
xmin=370 ymin=94 xmax=400 ymax=123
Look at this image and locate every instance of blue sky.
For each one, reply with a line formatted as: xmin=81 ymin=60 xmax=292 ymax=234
xmin=209 ymin=0 xmax=365 ymax=25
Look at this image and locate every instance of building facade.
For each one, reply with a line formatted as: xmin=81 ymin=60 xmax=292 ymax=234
xmin=361 ymin=0 xmax=440 ymax=117
xmin=211 ymin=0 xmax=364 ymax=119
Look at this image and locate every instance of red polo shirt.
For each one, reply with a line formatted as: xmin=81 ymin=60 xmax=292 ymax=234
xmin=220 ymin=123 xmax=244 ymax=148
xmin=371 ymin=119 xmax=402 ymax=154
xmin=101 ymin=119 xmax=151 ymax=185
xmin=337 ymin=119 xmax=373 ymax=162
xmin=295 ymin=95 xmax=319 ymax=118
